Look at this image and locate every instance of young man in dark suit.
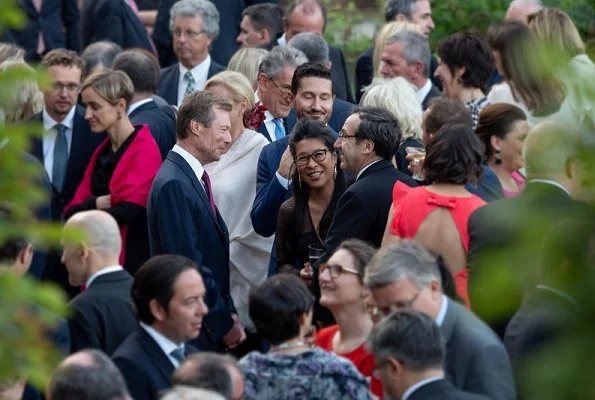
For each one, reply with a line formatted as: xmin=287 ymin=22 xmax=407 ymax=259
xmin=148 ymin=91 xmax=245 ymax=353
xmin=368 ymin=310 xmax=489 ymax=400
xmin=112 ymin=255 xmax=208 ymax=400
xmin=156 ymin=0 xmax=224 ymax=107
xmin=112 ymin=49 xmax=176 ymax=160
xmin=365 ymin=241 xmax=516 ymax=400
xmin=61 ymin=211 xmax=136 ymax=355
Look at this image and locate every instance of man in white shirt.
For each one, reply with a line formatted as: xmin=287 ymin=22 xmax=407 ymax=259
xmin=61 ymin=210 xmax=137 ymax=354
xmin=380 ymin=30 xmax=441 ymax=110
xmin=157 ymin=0 xmax=224 ymax=106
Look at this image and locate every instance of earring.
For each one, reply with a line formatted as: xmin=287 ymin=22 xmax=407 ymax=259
xmin=495 ymin=149 xmax=502 ymax=165
xmin=333 ymin=164 xmax=337 ymax=180
xmin=298 ymin=174 xmax=302 ymax=188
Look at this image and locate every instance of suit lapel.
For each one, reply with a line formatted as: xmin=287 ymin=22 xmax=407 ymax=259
xmin=64 ymin=106 xmax=92 ymax=194
xmin=257 ymin=123 xmax=272 ymax=142
xmin=137 ymin=329 xmax=175 ymax=382
xmin=160 ymin=66 xmax=179 ymax=106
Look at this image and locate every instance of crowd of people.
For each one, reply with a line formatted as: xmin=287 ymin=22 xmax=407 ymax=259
xmin=0 ymin=0 xmax=594 ymax=399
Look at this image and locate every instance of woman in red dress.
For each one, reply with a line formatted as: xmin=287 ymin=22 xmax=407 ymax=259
xmin=382 ymin=124 xmax=485 ymax=306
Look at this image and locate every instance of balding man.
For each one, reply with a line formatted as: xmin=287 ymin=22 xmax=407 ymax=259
xmin=61 ymin=210 xmax=137 ymax=355
xmin=47 ymin=349 xmax=131 ymax=400
xmin=505 ymin=0 xmax=543 ymax=24
xmin=468 ymin=121 xmax=589 ymax=336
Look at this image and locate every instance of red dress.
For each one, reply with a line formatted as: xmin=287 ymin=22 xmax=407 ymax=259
xmin=390 ymin=182 xmax=486 ymax=307
xmin=315 ymin=325 xmax=383 ymax=398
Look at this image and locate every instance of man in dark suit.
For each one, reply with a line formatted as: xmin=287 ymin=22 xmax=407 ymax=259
xmin=279 ymin=0 xmax=354 ymax=103
xmin=61 ymin=211 xmax=136 ymax=355
xmin=11 ymin=0 xmax=80 ymax=61
xmin=468 ymin=121 xmax=588 ymax=337
xmin=28 ymin=49 xmax=105 ymax=296
xmin=354 ymin=0 xmax=438 ymax=103
xmin=365 ymin=240 xmax=516 ymax=400
xmin=253 ymin=45 xmax=307 ymax=142
xmin=156 ymin=0 xmax=224 ymax=107
xmin=113 ymin=49 xmax=176 ymax=160
xmin=368 ymin=310 xmax=489 ymax=400
xmin=79 ymin=0 xmax=155 ymax=54
xmin=237 ymin=3 xmax=284 ymax=48
xmin=112 ymin=255 xmax=208 ymax=400
xmin=81 ymin=41 xmax=123 ymax=78
xmin=148 ymin=91 xmax=245 ymax=352
xmin=380 ymin=30 xmax=440 ymax=110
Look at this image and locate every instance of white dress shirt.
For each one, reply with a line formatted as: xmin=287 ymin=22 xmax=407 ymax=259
xmin=85 ymin=265 xmax=124 ymax=288
xmin=42 ymin=106 xmax=76 ymax=182
xmin=402 ymin=377 xmax=445 ymax=400
xmin=435 ymin=295 xmax=448 ymax=327
xmin=177 ymin=56 xmax=212 ymax=106
xmin=356 ymin=159 xmax=382 ymax=180
xmin=139 ymin=322 xmax=185 ymax=368
xmin=416 ymin=79 xmax=433 ymax=105
xmin=254 ymin=91 xmax=278 ymax=142
xmin=172 ymin=144 xmax=206 ymax=191
xmin=127 ymin=97 xmax=154 ymax=116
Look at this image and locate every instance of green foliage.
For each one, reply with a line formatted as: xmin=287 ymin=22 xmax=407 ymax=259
xmin=322 ymin=0 xmax=376 ymax=55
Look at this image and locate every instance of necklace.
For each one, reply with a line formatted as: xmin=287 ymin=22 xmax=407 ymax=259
xmin=270 ymin=340 xmax=309 ymax=353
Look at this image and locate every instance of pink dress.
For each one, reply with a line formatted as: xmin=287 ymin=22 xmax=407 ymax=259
xmin=502 ymin=171 xmax=526 ymax=198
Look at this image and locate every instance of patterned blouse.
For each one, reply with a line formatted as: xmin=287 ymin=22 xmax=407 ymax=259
xmin=466 ymin=97 xmax=490 ymax=130
xmin=239 ymin=348 xmax=372 ymax=400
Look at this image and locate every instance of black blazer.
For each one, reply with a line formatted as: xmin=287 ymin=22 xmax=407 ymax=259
xmin=113 ymin=328 xmax=197 ymax=400
xmin=147 ymin=151 xmax=234 ymax=351
xmin=441 ymin=298 xmax=516 ymax=400
xmin=329 ymin=45 xmax=355 ymax=104
xmin=129 ymin=99 xmax=176 ymax=160
xmin=157 ymin=61 xmax=225 ymax=106
xmin=12 ymin=0 xmax=79 ymax=61
xmin=408 ymin=379 xmax=490 ymax=400
xmin=69 ymin=270 xmax=137 ymax=355
xmin=80 ymin=0 xmax=154 ymax=53
xmin=421 ymin=83 xmax=442 ymax=110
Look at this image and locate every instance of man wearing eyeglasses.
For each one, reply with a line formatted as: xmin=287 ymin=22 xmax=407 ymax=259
xmin=364 ymin=240 xmax=516 ymax=400
xmin=157 ymin=0 xmax=224 ymax=107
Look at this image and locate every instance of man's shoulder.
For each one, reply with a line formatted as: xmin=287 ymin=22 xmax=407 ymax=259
xmin=160 ymin=64 xmax=178 ymax=78
xmin=112 ymin=331 xmax=143 ymax=360
xmin=448 ymin=300 xmax=503 ymax=350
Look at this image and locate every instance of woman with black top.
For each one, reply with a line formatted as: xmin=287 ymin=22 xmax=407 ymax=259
xmin=64 ymin=70 xmax=161 ymax=276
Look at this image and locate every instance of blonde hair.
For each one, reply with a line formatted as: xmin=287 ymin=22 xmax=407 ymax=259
xmin=227 ymin=47 xmax=269 ymax=87
xmin=0 ymin=60 xmax=43 ymax=124
xmin=81 ymin=70 xmax=134 ymax=108
xmin=373 ymin=21 xmax=422 ymax=77
xmin=205 ymin=70 xmax=254 ymax=110
xmin=530 ymin=8 xmax=585 ymax=60
xmin=0 ymin=43 xmax=24 ymax=65
xmin=361 ymin=77 xmax=423 ymax=141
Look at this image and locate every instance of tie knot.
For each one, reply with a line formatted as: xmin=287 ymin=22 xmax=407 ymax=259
xmin=170 ymin=347 xmax=185 ymax=363
xmin=184 ymin=71 xmax=196 ymax=84
xmin=54 ymin=124 xmax=66 ymax=135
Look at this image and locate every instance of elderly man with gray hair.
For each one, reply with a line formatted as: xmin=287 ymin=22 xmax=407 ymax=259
xmin=380 ymin=30 xmax=441 ymax=110
xmin=157 ymin=0 xmax=225 ymax=106
xmin=61 ymin=210 xmax=137 ymax=355
xmin=254 ymin=45 xmax=307 ymax=142
xmin=364 ymin=240 xmax=516 ymax=400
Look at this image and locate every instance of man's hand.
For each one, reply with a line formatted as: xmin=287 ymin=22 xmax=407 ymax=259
xmin=277 ymin=146 xmax=294 ymax=179
xmin=96 ymin=195 xmax=111 ymax=210
xmin=222 ymin=314 xmax=246 ymax=349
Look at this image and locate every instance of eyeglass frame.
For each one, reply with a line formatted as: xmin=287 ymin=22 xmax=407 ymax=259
xmin=172 ymin=29 xmax=208 ymax=39
xmin=319 ymin=262 xmax=361 ymax=279
xmin=371 ymin=287 xmax=424 ymax=318
xmin=294 ymin=148 xmax=331 ymax=167
xmin=338 ymin=129 xmax=358 ymax=141
xmin=51 ymin=82 xmax=80 ymax=93
xmin=267 ymin=77 xmax=293 ymax=98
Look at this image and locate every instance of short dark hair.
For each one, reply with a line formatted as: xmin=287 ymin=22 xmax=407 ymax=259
xmin=172 ymin=353 xmax=238 ymax=399
xmin=249 ymin=274 xmax=314 ymax=345
xmin=290 ymin=62 xmax=333 ymax=95
xmin=80 ymin=41 xmax=122 ymax=78
xmin=242 ymin=4 xmax=284 ymax=40
xmin=112 ymin=49 xmax=160 ymax=94
xmin=367 ymin=310 xmax=444 ymax=372
xmin=132 ymin=255 xmax=198 ymax=325
xmin=476 ymin=103 xmax=527 ymax=159
xmin=334 ymin=239 xmax=376 ymax=282
xmin=424 ymin=123 xmax=483 ymax=185
xmin=384 ymin=0 xmax=419 ymax=22
xmin=0 ymin=206 xmax=29 ymax=264
xmin=423 ymin=97 xmax=473 ymax=136
xmin=437 ymin=29 xmax=494 ymax=91
xmin=350 ymin=106 xmax=402 ymax=160
xmin=286 ymin=0 xmax=327 ymax=32
xmin=48 ymin=350 xmax=129 ymax=400
xmin=41 ymin=48 xmax=85 ymax=72
xmin=176 ymin=91 xmax=233 ymax=140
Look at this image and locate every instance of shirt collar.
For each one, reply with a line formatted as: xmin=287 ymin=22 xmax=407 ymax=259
xmin=43 ymin=106 xmax=76 ymax=132
xmin=127 ymin=98 xmax=154 ymax=116
xmin=527 ymin=179 xmax=571 ymax=196
xmin=140 ymin=322 xmax=183 ymax=351
xmin=255 ymin=91 xmax=276 ymax=123
xmin=178 ymin=55 xmax=211 ymax=80
xmin=435 ymin=295 xmax=448 ymax=326
xmin=172 ymin=144 xmax=205 ymax=181
xmin=85 ymin=265 xmax=123 ymax=288
xmin=416 ymin=79 xmax=433 ymax=104
xmin=402 ymin=377 xmax=444 ymax=400
xmin=356 ymin=159 xmax=382 ymax=180
xmin=536 ymin=285 xmax=577 ymax=306
xmin=277 ymin=33 xmax=287 ymax=46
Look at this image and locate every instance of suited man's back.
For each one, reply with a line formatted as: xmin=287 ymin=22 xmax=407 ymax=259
xmin=408 ymin=379 xmax=490 ymax=400
xmin=69 ymin=270 xmax=136 ymax=355
xmin=129 ymin=100 xmax=176 ymax=160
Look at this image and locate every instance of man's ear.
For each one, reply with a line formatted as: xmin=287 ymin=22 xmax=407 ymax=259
xmin=190 ymin=120 xmax=203 ymax=136
xmin=149 ymin=299 xmax=167 ymax=323
xmin=260 ymin=29 xmax=271 ymax=44
xmin=326 ymin=60 xmax=332 ymax=70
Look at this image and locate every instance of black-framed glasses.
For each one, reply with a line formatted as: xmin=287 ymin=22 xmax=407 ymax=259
xmin=268 ymin=77 xmax=293 ymax=98
xmin=319 ymin=262 xmax=360 ymax=279
xmin=52 ymin=82 xmax=79 ymax=93
xmin=172 ymin=29 xmax=207 ymax=39
xmin=294 ymin=149 xmax=329 ymax=166
xmin=376 ymin=289 xmax=423 ymax=317
xmin=338 ymin=130 xmax=357 ymax=141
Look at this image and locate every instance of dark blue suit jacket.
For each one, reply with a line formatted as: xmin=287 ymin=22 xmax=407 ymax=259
xmin=466 ymin=165 xmax=504 ymax=203
xmin=113 ymin=328 xmax=197 ymax=400
xmin=11 ymin=0 xmax=79 ymax=61
xmin=285 ymin=98 xmax=354 ymax=134
xmin=147 ymin=151 xmax=234 ymax=350
xmin=129 ymin=99 xmax=176 ymax=160
xmin=329 ymin=45 xmax=355 ymax=104
xmin=80 ymin=0 xmax=154 ymax=53
xmin=157 ymin=61 xmax=225 ymax=106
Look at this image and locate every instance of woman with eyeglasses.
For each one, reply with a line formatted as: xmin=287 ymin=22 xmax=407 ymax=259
xmin=315 ymin=239 xmax=383 ymax=398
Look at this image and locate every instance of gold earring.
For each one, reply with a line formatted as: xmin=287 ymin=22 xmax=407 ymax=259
xmin=298 ymin=174 xmax=302 ymax=188
xmin=333 ymin=164 xmax=337 ymax=180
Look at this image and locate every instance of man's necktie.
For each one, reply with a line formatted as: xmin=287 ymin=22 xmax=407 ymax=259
xmin=52 ymin=124 xmax=68 ymax=193
xmin=201 ymin=171 xmax=217 ymax=216
xmin=32 ymin=0 xmax=45 ymax=55
xmin=184 ymin=71 xmax=197 ymax=97
xmin=170 ymin=347 xmax=185 ymax=363
xmin=272 ymin=118 xmax=285 ymax=141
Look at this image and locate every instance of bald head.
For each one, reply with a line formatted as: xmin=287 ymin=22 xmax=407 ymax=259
xmin=505 ymin=0 xmax=543 ymax=24
xmin=64 ymin=210 xmax=122 ymax=256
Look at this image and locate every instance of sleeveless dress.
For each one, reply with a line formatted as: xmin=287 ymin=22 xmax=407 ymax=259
xmin=390 ymin=182 xmax=486 ymax=306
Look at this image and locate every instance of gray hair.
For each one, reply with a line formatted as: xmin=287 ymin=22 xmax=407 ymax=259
xmin=385 ymin=30 xmax=431 ymax=77
xmin=81 ymin=41 xmax=122 ymax=78
xmin=367 ymin=310 xmax=445 ymax=372
xmin=160 ymin=386 xmax=226 ymax=400
xmin=384 ymin=0 xmax=419 ymax=22
xmin=65 ymin=210 xmax=122 ymax=258
xmin=170 ymin=0 xmax=220 ymax=39
xmin=364 ymin=240 xmax=441 ymax=289
xmin=287 ymin=32 xmax=329 ymax=64
xmin=258 ymin=46 xmax=308 ymax=79
xmin=172 ymin=353 xmax=239 ymax=399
